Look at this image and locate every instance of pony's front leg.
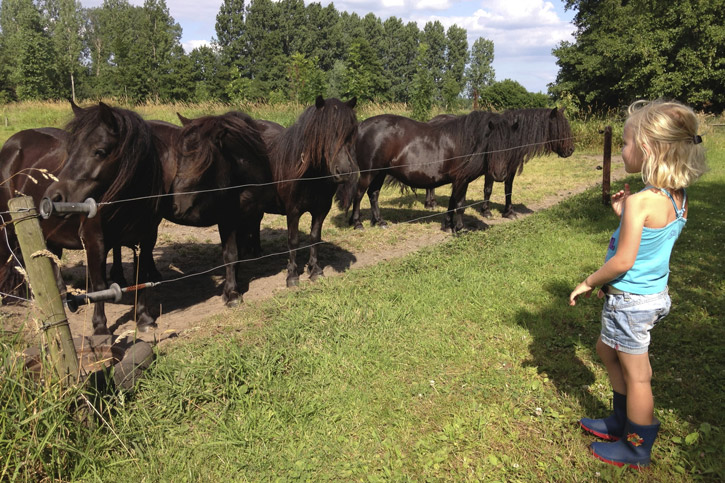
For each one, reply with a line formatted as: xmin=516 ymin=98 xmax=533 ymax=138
xmin=502 ymin=172 xmax=517 ymax=218
xmin=307 ymin=209 xmax=329 ymax=281
xmin=445 ymin=182 xmax=469 ymax=233
xmin=286 ymin=213 xmax=301 ymax=287
xmin=81 ymin=227 xmax=110 ymax=335
xmin=425 ymin=188 xmax=437 ymax=209
xmin=218 ymin=222 xmax=242 ymax=305
xmin=367 ymin=173 xmax=388 ymax=228
xmin=109 ymin=244 xmax=127 ymax=286
xmin=349 ymin=176 xmax=370 ymax=230
xmin=480 ymin=175 xmax=495 ymax=218
xmin=139 ymin=226 xmax=162 ymax=282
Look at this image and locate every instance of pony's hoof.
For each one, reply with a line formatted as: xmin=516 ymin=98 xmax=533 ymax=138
xmin=136 ymin=321 xmax=158 ymax=333
xmin=481 ymin=210 xmax=493 ymax=219
xmin=93 ymin=326 xmax=111 ymax=336
xmin=309 ymin=271 xmax=323 ymax=282
xmin=286 ymin=277 xmax=299 ymax=288
xmin=503 ymin=211 xmax=518 ymax=219
xmin=353 ymin=222 xmax=364 ymax=230
xmin=223 ymin=293 xmax=243 ymax=307
xmin=425 ymin=202 xmax=437 ymax=210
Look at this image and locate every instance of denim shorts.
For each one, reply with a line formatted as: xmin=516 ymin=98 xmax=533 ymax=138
xmin=600 ymin=288 xmax=671 ymax=355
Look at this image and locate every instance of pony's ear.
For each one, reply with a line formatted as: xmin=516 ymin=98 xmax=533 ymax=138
xmin=177 ymin=113 xmax=192 ymax=126
xmin=315 ymin=95 xmax=325 ymax=109
xmin=550 ymin=107 xmax=559 ymax=119
xmin=346 ymin=97 xmax=357 ymax=109
xmin=511 ymin=117 xmax=520 ymax=132
xmin=98 ymin=102 xmax=119 ymax=134
xmin=70 ymin=98 xmax=84 ymax=117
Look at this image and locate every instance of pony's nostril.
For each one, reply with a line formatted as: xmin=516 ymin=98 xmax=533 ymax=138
xmin=51 ymin=191 xmax=64 ymax=203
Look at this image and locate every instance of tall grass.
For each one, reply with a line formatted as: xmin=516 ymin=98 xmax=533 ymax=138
xmin=1 ymin=128 xmax=722 ymax=481
xmin=2 ymin=99 xmax=629 ymax=152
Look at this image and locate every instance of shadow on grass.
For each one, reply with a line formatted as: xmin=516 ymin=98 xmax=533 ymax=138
xmin=514 ymin=175 xmax=725 ymax=448
xmin=514 ymin=278 xmax=607 ymax=416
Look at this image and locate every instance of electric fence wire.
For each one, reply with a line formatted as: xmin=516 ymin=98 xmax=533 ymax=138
xmin=0 ymin=134 xmax=581 ymax=300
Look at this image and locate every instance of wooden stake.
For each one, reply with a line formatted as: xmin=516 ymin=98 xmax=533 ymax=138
xmin=602 ymin=126 xmax=612 ymax=206
xmin=8 ymin=196 xmax=79 ymax=384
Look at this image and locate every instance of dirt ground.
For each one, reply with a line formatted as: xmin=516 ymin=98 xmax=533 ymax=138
xmin=3 ymin=160 xmax=624 ymax=347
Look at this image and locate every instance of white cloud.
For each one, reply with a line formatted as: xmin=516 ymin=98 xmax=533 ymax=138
xmin=183 ymin=40 xmax=212 ymax=53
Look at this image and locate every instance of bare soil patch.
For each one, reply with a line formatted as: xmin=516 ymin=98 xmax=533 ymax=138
xmin=3 ymin=159 xmax=625 ymax=346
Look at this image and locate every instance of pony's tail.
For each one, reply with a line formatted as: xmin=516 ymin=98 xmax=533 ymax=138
xmin=335 ymin=175 xmax=358 ymax=213
xmin=383 ymin=176 xmax=415 ymax=195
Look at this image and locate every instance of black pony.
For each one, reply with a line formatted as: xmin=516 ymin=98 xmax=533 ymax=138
xmin=167 ymin=111 xmax=274 ymax=304
xmin=260 ymin=96 xmax=358 ymax=287
xmin=1 ymin=128 xmax=70 ymax=302
xmin=482 ymin=108 xmax=574 ymax=218
xmin=337 ymin=111 xmax=515 ymax=232
xmin=41 ymin=102 xmax=166 ymax=334
xmin=424 ymin=108 xmax=575 ymax=218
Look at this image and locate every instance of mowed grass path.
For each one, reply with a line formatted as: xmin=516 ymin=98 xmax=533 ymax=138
xmin=2 ymin=105 xmax=722 ymax=481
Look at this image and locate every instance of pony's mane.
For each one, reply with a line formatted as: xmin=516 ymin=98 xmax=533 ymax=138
xmin=270 ymin=98 xmax=357 ymax=181
xmin=503 ymin=108 xmax=574 ymax=172
xmin=65 ymin=105 xmax=163 ymax=213
xmin=179 ymin=111 xmax=268 ymax=179
xmin=432 ymin=111 xmax=511 ymax=180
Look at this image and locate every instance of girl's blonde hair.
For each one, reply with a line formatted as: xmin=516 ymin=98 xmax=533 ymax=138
xmin=626 ymin=99 xmax=708 ymax=189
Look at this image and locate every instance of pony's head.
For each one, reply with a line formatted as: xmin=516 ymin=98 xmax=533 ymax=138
xmin=548 ymin=107 xmax=575 ymax=157
xmin=272 ymin=96 xmax=358 ymax=183
xmin=453 ymin=111 xmax=518 ymax=182
xmin=171 ymin=111 xmax=271 ymax=223
xmin=45 ymin=102 xmax=162 ymax=217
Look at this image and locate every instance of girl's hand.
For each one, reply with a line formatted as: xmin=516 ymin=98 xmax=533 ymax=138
xmin=569 ymin=280 xmax=594 ymax=306
xmin=611 ymin=183 xmax=631 ymax=217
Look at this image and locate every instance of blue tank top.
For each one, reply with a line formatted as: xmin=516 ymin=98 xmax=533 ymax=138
xmin=605 ymin=187 xmax=687 ymax=294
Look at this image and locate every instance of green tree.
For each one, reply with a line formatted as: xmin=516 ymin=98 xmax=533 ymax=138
xmin=0 ymin=0 xmax=57 ymax=100
xmin=342 ymin=38 xmax=387 ymax=101
xmin=465 ymin=37 xmax=495 ymax=109
xmin=411 ymin=42 xmax=434 ymax=121
xmin=442 ymin=25 xmax=468 ymax=109
xmin=553 ymin=0 xmax=725 ymax=112
xmin=189 ymin=45 xmax=229 ymax=101
xmin=421 ymin=20 xmax=446 ymax=101
xmin=141 ymin=0 xmax=184 ymax=101
xmin=47 ymin=0 xmax=84 ymax=102
xmin=215 ymin=0 xmax=245 ymax=68
xmin=287 ymin=52 xmax=325 ymax=103
xmin=382 ymin=17 xmax=419 ymax=103
xmin=480 ymin=79 xmax=549 ymax=110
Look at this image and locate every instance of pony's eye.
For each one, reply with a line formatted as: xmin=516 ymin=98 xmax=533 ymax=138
xmin=94 ymin=148 xmax=107 ymax=158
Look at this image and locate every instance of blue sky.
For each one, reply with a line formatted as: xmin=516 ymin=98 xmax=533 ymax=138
xmin=81 ymin=0 xmax=576 ymax=93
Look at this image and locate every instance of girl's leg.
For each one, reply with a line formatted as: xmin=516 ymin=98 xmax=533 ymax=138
xmin=617 ymin=351 xmax=654 ymax=425
xmin=596 ymin=337 xmax=626 ymax=394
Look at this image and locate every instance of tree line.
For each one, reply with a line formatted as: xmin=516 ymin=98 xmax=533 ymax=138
xmin=552 ymin=0 xmax=725 ymax=113
xmin=0 ymin=0 xmax=550 ymax=116
xmin=2 ymin=0 xmax=722 ymax=115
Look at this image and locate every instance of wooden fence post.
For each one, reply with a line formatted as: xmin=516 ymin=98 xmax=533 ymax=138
xmin=8 ymin=196 xmax=79 ymax=384
xmin=602 ymin=125 xmax=612 ymax=206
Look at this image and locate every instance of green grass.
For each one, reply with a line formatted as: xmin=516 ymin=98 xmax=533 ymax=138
xmin=2 ymin=108 xmax=723 ymax=481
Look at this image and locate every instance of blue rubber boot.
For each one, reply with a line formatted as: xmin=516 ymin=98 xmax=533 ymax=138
xmin=590 ymin=418 xmax=660 ymax=469
xmin=580 ymin=391 xmax=627 ymax=440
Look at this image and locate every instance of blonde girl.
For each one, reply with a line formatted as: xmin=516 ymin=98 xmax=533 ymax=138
xmin=569 ymin=99 xmax=707 ymax=468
